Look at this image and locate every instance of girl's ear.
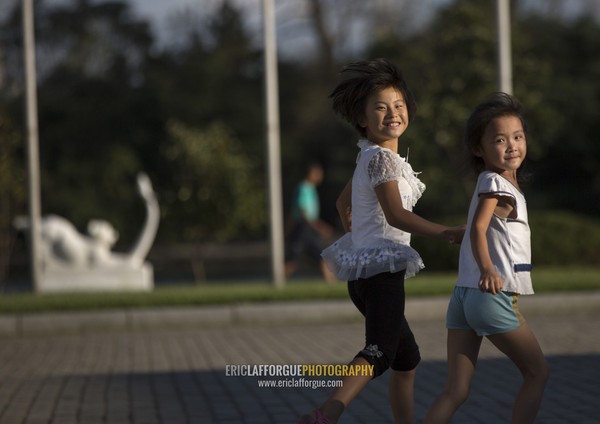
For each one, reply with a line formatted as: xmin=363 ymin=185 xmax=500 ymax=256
xmin=472 ymin=146 xmax=483 ymax=157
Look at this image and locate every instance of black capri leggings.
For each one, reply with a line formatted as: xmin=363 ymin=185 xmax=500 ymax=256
xmin=348 ymin=271 xmax=421 ymax=378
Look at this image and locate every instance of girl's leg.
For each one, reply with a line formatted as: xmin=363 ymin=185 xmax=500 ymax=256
xmin=423 ymin=329 xmax=482 ymax=424
xmin=389 ymin=368 xmax=416 ymax=424
xmin=388 ymin=316 xmax=420 ymax=424
xmin=325 ymin=356 xmax=373 ymax=422
xmin=298 ymin=279 xmax=376 ymax=424
xmin=328 ymin=273 xmax=409 ymax=422
xmin=487 ymin=323 xmax=549 ymax=424
xmin=298 ymin=356 xmax=372 ymax=424
xmin=300 ymin=273 xmax=410 ymax=423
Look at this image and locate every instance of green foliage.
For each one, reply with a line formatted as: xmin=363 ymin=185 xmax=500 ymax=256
xmin=2 ymin=0 xmax=160 ymax=249
xmin=529 ymin=211 xmax=600 ymax=265
xmin=160 ymin=121 xmax=266 ymax=242
xmin=513 ymin=14 xmax=600 ymax=213
xmin=42 ymin=0 xmax=153 ymax=80
xmin=2 ymin=0 xmax=600 ymax=272
xmin=145 ymin=1 xmax=264 ymax=159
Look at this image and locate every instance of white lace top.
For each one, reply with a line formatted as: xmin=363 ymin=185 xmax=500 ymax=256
xmin=322 ymin=140 xmax=426 ymax=281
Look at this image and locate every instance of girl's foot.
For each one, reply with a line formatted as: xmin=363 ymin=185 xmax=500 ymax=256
xmin=298 ymin=408 xmax=332 ymax=424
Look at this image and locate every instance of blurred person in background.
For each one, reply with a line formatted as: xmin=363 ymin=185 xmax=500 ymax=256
xmin=285 ymin=161 xmax=336 ymax=283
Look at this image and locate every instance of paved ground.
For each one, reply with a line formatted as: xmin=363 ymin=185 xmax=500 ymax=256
xmin=0 ymin=295 xmax=599 ymax=423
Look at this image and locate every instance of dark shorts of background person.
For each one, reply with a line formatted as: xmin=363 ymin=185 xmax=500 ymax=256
xmin=348 ymin=271 xmax=421 ymax=378
xmin=285 ymin=222 xmax=323 ymax=263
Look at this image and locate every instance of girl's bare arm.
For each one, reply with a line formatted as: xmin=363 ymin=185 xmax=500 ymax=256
xmin=470 ymin=195 xmax=505 ymax=294
xmin=375 ymin=180 xmax=452 ymax=238
xmin=336 ymin=179 xmax=352 ymax=232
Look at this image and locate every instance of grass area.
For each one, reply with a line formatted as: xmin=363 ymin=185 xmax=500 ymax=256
xmin=0 ymin=267 xmax=599 ymax=314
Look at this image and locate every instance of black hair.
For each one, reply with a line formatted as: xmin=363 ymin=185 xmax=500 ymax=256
xmin=465 ymin=92 xmax=528 ymax=176
xmin=329 ymin=58 xmax=416 ymax=137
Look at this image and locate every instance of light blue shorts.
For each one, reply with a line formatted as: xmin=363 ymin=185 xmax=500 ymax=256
xmin=446 ymin=286 xmax=525 ymax=336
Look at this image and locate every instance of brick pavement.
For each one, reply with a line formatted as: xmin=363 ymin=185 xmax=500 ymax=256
xmin=0 ymin=308 xmax=599 ymax=423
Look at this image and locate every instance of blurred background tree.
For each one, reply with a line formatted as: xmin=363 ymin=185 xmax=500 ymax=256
xmin=1 ymin=0 xmax=599 ymax=283
xmin=161 ymin=120 xmax=266 ymax=243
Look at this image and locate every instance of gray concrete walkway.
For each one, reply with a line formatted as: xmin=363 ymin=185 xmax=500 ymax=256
xmin=0 ymin=293 xmax=599 ymax=423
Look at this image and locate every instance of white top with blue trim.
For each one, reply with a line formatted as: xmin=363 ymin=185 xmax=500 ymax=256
xmin=456 ymin=171 xmax=533 ymax=295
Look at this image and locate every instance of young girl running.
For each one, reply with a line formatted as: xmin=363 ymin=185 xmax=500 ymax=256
xmin=424 ymin=93 xmax=549 ymax=424
xmin=299 ymin=58 xmax=463 ymax=424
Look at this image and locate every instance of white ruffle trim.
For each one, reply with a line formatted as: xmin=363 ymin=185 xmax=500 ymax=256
xmin=398 ymin=158 xmax=426 ymax=208
xmin=321 ymin=233 xmax=425 ymax=281
xmin=357 ymin=139 xmax=426 ymax=208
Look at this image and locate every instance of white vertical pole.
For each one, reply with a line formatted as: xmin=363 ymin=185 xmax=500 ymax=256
xmin=496 ymin=0 xmax=513 ymax=94
xmin=22 ymin=0 xmax=42 ymax=293
xmin=262 ymin=0 xmax=285 ymax=287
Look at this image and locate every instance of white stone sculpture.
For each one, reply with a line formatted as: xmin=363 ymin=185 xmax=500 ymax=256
xmin=15 ymin=173 xmax=159 ymax=292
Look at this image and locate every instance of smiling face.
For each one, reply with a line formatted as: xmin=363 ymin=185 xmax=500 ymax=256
xmin=360 ymin=86 xmax=409 ymax=150
xmin=476 ymin=115 xmax=527 ymax=184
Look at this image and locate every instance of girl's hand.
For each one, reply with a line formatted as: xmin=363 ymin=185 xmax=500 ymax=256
xmin=478 ymin=269 xmax=504 ymax=295
xmin=345 ymin=206 xmax=352 ymax=232
xmin=442 ymin=225 xmax=466 ymax=244
xmin=336 ymin=180 xmax=352 ymax=232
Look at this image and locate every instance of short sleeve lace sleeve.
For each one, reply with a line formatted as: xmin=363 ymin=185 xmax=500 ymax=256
xmin=367 ymin=150 xmax=402 ymax=188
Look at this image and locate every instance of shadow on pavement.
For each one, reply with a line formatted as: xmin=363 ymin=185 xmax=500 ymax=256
xmin=3 ymin=354 xmax=597 ymax=423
